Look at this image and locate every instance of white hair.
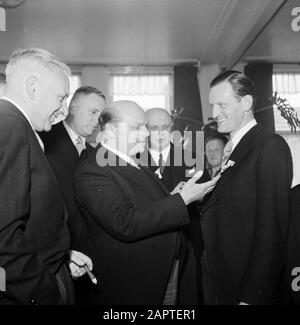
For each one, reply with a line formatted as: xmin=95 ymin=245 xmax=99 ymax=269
xmin=5 ymin=48 xmax=71 ymax=80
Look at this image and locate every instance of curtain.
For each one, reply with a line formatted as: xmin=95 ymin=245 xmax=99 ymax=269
xmin=111 ymin=74 xmax=172 ymax=111
xmin=273 ymin=73 xmax=300 ymax=94
xmin=173 ymin=65 xmax=203 ymax=130
xmin=244 ymin=62 xmax=275 ymax=132
xmin=173 ymin=65 xmax=203 ymax=155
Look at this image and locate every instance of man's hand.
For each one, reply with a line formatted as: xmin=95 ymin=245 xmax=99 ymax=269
xmin=68 ymin=250 xmax=93 ymax=279
xmin=179 ymin=174 xmax=221 ymax=205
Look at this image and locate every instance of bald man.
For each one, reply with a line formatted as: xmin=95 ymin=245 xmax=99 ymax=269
xmin=75 ymin=101 xmax=220 ymax=305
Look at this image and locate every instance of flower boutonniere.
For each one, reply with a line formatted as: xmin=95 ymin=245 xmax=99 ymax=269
xmin=154 ymin=168 xmax=163 ymax=179
xmin=220 ymin=159 xmax=235 ymax=175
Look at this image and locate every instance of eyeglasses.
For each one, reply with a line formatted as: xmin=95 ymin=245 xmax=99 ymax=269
xmin=147 ymin=124 xmax=172 ymax=132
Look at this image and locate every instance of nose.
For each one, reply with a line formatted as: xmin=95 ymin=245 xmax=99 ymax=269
xmin=212 ymin=105 xmax=220 ymax=120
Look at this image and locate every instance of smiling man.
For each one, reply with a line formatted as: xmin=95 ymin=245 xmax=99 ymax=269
xmin=0 ymin=48 xmax=93 ymax=305
xmin=75 ymin=100 xmax=219 ymax=305
xmin=200 ymin=70 xmax=293 ymax=305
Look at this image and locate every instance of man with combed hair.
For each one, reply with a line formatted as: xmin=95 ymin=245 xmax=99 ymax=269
xmin=201 ymin=70 xmax=293 ymax=305
xmin=0 ymin=48 xmax=92 ymax=305
xmin=40 ymin=86 xmax=106 ymax=304
xmin=75 ymin=100 xmax=220 ymax=305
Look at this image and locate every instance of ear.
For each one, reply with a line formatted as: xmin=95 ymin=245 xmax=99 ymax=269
xmin=105 ymin=123 xmax=117 ymax=139
xmin=241 ymin=95 xmax=253 ymax=112
xmin=26 ymin=76 xmax=39 ymax=100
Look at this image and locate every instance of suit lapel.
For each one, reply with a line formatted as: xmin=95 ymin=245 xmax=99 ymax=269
xmin=55 ymin=123 xmax=80 ymax=170
xmin=103 ymin=148 xmax=171 ymax=199
xmin=202 ymin=124 xmax=264 ymax=214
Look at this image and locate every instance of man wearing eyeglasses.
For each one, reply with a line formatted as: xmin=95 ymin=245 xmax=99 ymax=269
xmin=145 ymin=107 xmax=204 ymax=305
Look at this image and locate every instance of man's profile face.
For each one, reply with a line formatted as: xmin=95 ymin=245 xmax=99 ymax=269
xmin=209 ymin=81 xmax=245 ymax=137
xmin=147 ymin=111 xmax=172 ymax=151
xmin=72 ymin=93 xmax=106 ymax=137
xmin=37 ymin=70 xmax=69 ymax=132
xmin=205 ymin=139 xmax=224 ymax=168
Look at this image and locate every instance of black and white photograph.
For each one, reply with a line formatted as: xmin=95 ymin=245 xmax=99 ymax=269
xmin=0 ymin=0 xmax=300 ymax=315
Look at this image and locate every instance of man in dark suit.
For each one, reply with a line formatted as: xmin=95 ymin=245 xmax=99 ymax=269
xmin=39 ymin=86 xmax=106 ymax=250
xmin=145 ymin=107 xmax=204 ymax=305
xmin=0 ymin=48 xmax=92 ymax=305
xmin=204 ymin=134 xmax=228 ymax=179
xmin=201 ymin=70 xmax=293 ymax=305
xmin=75 ymin=100 xmax=220 ymax=305
xmin=39 ymin=86 xmax=106 ymax=304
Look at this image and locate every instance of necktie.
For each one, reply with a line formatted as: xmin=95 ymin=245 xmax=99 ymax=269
xmin=158 ymin=152 xmax=164 ymax=174
xmin=75 ymin=136 xmax=86 ymax=155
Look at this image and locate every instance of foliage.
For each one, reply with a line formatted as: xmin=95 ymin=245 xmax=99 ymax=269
xmin=270 ymin=92 xmax=300 ymax=132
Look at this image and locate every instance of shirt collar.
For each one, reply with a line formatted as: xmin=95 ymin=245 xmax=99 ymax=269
xmin=231 ymin=119 xmax=257 ymax=151
xmin=63 ymin=120 xmax=86 ymax=147
xmin=149 ymin=144 xmax=171 ymax=165
xmin=101 ymin=142 xmax=139 ymax=169
xmin=1 ymin=96 xmax=45 ymax=151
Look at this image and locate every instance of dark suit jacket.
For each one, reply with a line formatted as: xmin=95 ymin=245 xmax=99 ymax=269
xmin=39 ymin=122 xmax=93 ymax=252
xmin=75 ymin=146 xmax=190 ymax=305
xmin=279 ymin=184 xmax=300 ymax=304
xmin=146 ymin=143 xmax=204 ymax=304
xmin=201 ymin=124 xmax=293 ymax=305
xmin=0 ymin=99 xmax=71 ymax=305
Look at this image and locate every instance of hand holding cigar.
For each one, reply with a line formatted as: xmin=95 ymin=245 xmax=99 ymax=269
xmin=68 ymin=250 xmax=97 ymax=284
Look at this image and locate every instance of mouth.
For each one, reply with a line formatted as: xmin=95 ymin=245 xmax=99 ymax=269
xmin=50 ymin=109 xmax=63 ymax=123
xmin=216 ymin=119 xmax=226 ymax=126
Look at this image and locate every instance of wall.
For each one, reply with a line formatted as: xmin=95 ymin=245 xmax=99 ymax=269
xmin=197 ymin=64 xmax=220 ymax=123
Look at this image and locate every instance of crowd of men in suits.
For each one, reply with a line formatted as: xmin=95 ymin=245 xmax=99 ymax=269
xmin=0 ymin=47 xmax=300 ymax=305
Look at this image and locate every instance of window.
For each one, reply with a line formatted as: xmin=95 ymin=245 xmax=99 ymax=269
xmin=273 ymin=69 xmax=300 ymax=187
xmin=272 ymin=73 xmax=300 ymax=132
xmin=109 ymin=67 xmax=173 ymax=112
xmin=53 ymin=71 xmax=82 ymax=125
xmin=68 ymin=73 xmax=82 ymax=106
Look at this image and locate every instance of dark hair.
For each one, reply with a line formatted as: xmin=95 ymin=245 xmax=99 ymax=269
xmin=69 ymin=86 xmax=106 ymax=109
xmin=0 ymin=72 xmax=6 ymax=83
xmin=210 ymin=70 xmax=257 ymax=109
xmin=98 ymin=107 xmax=120 ymax=131
xmin=205 ymin=133 xmax=228 ymax=148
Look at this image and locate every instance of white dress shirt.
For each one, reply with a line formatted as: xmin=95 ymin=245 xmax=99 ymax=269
xmin=231 ymin=119 xmax=257 ymax=151
xmin=149 ymin=144 xmax=171 ymax=166
xmin=101 ymin=142 xmax=140 ymax=169
xmin=63 ymin=120 xmax=86 ymax=147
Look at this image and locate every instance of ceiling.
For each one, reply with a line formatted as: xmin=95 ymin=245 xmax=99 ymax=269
xmin=0 ymin=0 xmax=297 ymax=67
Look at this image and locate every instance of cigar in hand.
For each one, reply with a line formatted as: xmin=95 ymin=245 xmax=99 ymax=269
xmin=84 ymin=264 xmax=98 ymax=285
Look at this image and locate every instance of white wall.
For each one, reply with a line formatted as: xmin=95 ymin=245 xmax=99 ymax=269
xmin=81 ymin=66 xmax=110 ymax=100
xmin=197 ymin=64 xmax=220 ymax=123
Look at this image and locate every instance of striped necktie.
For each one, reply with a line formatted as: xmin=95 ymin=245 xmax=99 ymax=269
xmin=75 ymin=136 xmax=86 ymax=155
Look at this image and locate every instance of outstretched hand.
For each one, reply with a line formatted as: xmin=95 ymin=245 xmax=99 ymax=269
xmin=179 ymin=172 xmax=221 ymax=205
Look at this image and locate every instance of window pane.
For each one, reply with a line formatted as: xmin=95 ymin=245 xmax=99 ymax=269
xmin=273 ymin=72 xmax=300 ymax=186
xmin=272 ymin=73 xmax=300 ymax=132
xmin=111 ymin=74 xmax=172 ymax=112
